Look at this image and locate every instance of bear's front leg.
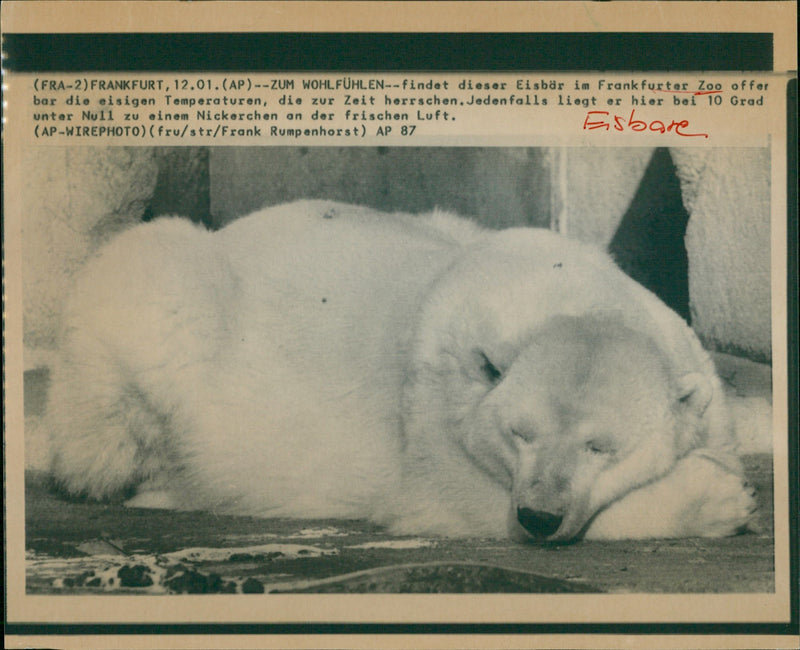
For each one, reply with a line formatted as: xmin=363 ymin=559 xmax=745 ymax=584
xmin=584 ymin=449 xmax=758 ymax=540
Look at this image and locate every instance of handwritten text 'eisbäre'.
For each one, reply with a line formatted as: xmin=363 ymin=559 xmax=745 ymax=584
xmin=583 ymin=109 xmax=708 ymax=138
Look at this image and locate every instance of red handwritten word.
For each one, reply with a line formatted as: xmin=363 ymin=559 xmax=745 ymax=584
xmin=583 ymin=109 xmax=708 ymax=138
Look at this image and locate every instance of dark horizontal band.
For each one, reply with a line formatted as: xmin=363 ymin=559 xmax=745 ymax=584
xmin=2 ymin=32 xmax=773 ymax=72
xmin=5 ymin=621 xmax=797 ymax=636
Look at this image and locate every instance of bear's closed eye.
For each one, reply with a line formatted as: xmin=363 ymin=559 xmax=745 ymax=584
xmin=479 ymin=352 xmax=503 ymax=384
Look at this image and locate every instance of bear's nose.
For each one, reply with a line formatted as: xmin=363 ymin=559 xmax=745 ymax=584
xmin=516 ymin=507 xmax=563 ymax=538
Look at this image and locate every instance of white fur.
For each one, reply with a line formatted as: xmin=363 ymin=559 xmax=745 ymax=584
xmin=45 ymin=200 xmax=756 ymax=540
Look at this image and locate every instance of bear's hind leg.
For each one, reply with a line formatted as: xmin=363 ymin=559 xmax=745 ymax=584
xmin=45 ymin=353 xmax=175 ymax=503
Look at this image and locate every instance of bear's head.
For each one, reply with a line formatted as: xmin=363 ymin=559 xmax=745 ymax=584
xmin=403 ymin=230 xmax=716 ymax=542
xmin=498 ymin=315 xmax=713 ymax=541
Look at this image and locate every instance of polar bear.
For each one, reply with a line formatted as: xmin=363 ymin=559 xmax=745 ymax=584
xmin=44 ymin=200 xmax=756 ymax=541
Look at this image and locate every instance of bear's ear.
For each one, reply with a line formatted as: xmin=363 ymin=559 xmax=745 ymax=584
xmin=676 ymin=372 xmax=713 ymax=417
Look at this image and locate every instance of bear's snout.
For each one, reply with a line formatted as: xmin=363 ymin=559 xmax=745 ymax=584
xmin=516 ymin=507 xmax=563 ymax=539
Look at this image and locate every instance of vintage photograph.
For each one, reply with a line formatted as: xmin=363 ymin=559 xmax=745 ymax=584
xmin=22 ymin=145 xmax=775 ymax=595
xmin=3 ymin=2 xmax=796 ymax=648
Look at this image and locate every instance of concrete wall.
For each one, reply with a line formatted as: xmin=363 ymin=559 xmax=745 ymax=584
xmin=22 ymin=147 xmax=159 ymax=367
xmin=544 ymin=146 xmax=771 ymax=361
xmin=545 ymin=147 xmax=656 ymax=246
xmin=672 ymin=148 xmax=771 ymax=360
xmin=21 ymin=146 xmax=215 ymax=369
xmin=149 ymin=148 xmax=211 ymax=226
xmin=209 ymin=147 xmax=551 ymax=230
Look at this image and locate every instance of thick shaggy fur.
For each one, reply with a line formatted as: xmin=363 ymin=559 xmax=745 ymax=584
xmin=45 ymin=200 xmax=756 ymax=541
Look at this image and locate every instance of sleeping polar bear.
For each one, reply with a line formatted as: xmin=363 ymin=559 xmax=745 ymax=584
xmin=45 ymin=200 xmax=757 ymax=542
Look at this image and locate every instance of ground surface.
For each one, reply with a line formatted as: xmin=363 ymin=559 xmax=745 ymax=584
xmin=25 ymin=454 xmax=774 ymax=594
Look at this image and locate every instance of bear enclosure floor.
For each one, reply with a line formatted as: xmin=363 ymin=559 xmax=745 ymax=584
xmin=25 ymin=455 xmax=774 ymax=595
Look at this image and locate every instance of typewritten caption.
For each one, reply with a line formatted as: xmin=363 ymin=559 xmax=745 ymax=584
xmin=25 ymin=74 xmax=773 ymax=144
